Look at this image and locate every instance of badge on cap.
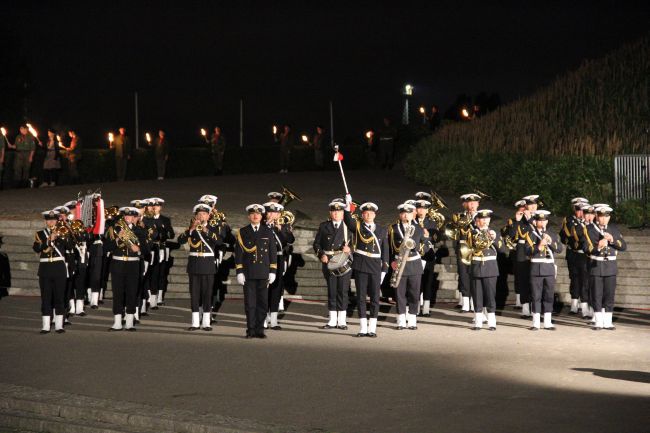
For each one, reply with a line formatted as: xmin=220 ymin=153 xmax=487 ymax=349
xmin=246 ymin=204 xmax=266 ymax=214
xmin=398 ymin=203 xmax=415 ymax=213
xmin=533 ymin=210 xmax=551 ymax=220
xmin=193 ymin=203 xmax=212 ymax=214
xmin=359 ymin=202 xmax=378 ymax=212
xmin=475 ymin=209 xmax=493 ymax=219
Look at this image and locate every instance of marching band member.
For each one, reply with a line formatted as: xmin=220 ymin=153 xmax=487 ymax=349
xmin=468 ymin=209 xmax=507 ymax=330
xmin=143 ymin=198 xmax=174 ymax=310
xmin=524 ymin=210 xmax=563 ymax=330
xmin=414 ymin=199 xmax=438 ymax=316
xmin=560 ymin=197 xmax=589 ymax=314
xmin=574 ymin=203 xmax=596 ymax=318
xmin=235 ymin=204 xmax=278 ymax=338
xmin=389 ymin=203 xmax=428 ymax=330
xmin=100 ymin=205 xmax=120 ymax=306
xmin=455 ymin=193 xmax=480 ymax=312
xmin=177 ymin=203 xmax=222 ymax=331
xmin=86 ymin=193 xmax=106 ymax=310
xmin=502 ymin=199 xmax=526 ymax=308
xmin=105 ymin=207 xmax=149 ymax=331
xmin=263 ymin=201 xmax=295 ymax=330
xmin=132 ymin=201 xmax=154 ymax=322
xmin=52 ymin=205 xmax=77 ymax=320
xmin=33 ymin=210 xmax=73 ymax=333
xmin=313 ymin=199 xmax=352 ymax=329
xmin=510 ymin=195 xmax=539 ymax=318
xmin=267 ymin=191 xmax=290 ymax=311
xmin=66 ymin=202 xmax=90 ymax=317
xmin=581 ymin=206 xmax=627 ymax=330
xmin=343 ymin=199 xmax=389 ymax=337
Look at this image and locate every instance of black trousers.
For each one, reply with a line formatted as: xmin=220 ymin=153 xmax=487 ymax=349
xmin=457 ymin=260 xmax=471 ymax=297
xmin=189 ymin=274 xmax=214 ymax=313
xmin=575 ymin=254 xmax=590 ymax=302
xmin=243 ymin=279 xmax=269 ymax=332
xmin=72 ymin=264 xmax=87 ymax=300
xmin=590 ymin=275 xmax=616 ymax=312
xmin=530 ymin=275 xmax=555 ymax=314
xmin=149 ymin=260 xmax=163 ymax=295
xmin=395 ymin=274 xmax=422 ymax=315
xmin=88 ymin=244 xmax=103 ymax=293
xmin=101 ymin=254 xmax=112 ymax=292
xmin=323 ymin=270 xmax=351 ymax=311
xmin=420 ymin=261 xmax=436 ymax=302
xmin=566 ymin=251 xmax=580 ymax=299
xmin=471 ymin=276 xmax=497 ymax=313
xmin=137 ymin=261 xmax=147 ymax=303
xmin=268 ymin=273 xmax=283 ymax=313
xmin=514 ymin=261 xmax=531 ymax=303
xmin=354 ymin=271 xmax=380 ymax=318
xmin=39 ymin=275 xmax=66 ymax=316
xmin=111 ymin=268 xmax=139 ymax=314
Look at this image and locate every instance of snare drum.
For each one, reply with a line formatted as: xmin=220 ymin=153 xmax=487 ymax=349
xmin=327 ymin=251 xmax=353 ymax=276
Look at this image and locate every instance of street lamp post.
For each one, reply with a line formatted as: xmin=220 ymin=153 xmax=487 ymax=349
xmin=403 ymin=84 xmax=413 ymax=125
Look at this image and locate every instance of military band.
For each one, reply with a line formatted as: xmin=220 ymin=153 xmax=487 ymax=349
xmin=30 ymin=189 xmax=630 ymax=337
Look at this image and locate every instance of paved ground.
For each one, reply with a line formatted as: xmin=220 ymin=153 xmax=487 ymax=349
xmin=0 ymin=296 xmax=649 ymax=433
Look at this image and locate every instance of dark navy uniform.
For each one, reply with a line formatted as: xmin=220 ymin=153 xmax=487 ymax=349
xmin=581 ymin=218 xmax=626 ymax=329
xmin=561 ymin=212 xmax=587 ymax=312
xmin=143 ymin=212 xmax=174 ymax=306
xmin=178 ymin=218 xmax=222 ymax=329
xmin=453 ymin=210 xmax=476 ymax=311
xmin=413 ymin=212 xmax=438 ymax=314
xmin=33 ymin=222 xmax=72 ymax=332
xmin=267 ymin=222 xmax=294 ymax=317
xmin=343 ymin=206 xmax=389 ymax=336
xmin=509 ymin=216 xmax=534 ymax=314
xmin=389 ymin=219 xmax=428 ymax=328
xmin=235 ymin=222 xmax=278 ymax=337
xmin=525 ymin=227 xmax=563 ymax=325
xmin=313 ymin=217 xmax=352 ymax=323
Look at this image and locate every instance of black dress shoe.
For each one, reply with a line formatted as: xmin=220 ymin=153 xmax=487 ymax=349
xmin=529 ymin=327 xmax=539 ymax=331
xmin=151 ymin=306 xmax=159 ymax=310
xmin=337 ymin=325 xmax=348 ymax=330
xmin=367 ymin=332 xmax=377 ymax=338
xmin=592 ymin=327 xmax=602 ymax=331
xmin=271 ymin=326 xmax=282 ymax=330
xmin=91 ymin=305 xmax=98 ymax=310
xmin=126 ymin=328 xmax=137 ymax=332
xmin=108 ymin=327 xmax=122 ymax=332
xmin=569 ymin=311 xmax=577 ymax=315
xmin=471 ymin=327 xmax=481 ymax=331
xmin=488 ymin=327 xmax=496 ymax=331
xmin=98 ymin=300 xmax=105 ymax=304
xmin=40 ymin=330 xmax=50 ymax=334
xmin=418 ymin=312 xmax=431 ymax=317
xmin=202 ymin=327 xmax=212 ymax=332
xmin=134 ymin=319 xmax=140 ymax=324
xmin=158 ymin=302 xmax=165 ymax=306
xmin=356 ymin=332 xmax=367 ymax=337
xmin=322 ymin=324 xmax=336 ymax=329
xmin=245 ymin=330 xmax=254 ymax=339
xmin=141 ymin=312 xmax=149 ymax=317
xmin=78 ymin=312 xmax=86 ymax=317
xmin=408 ymin=326 xmax=418 ymax=330
xmin=396 ymin=326 xmax=405 ymax=330
xmin=55 ymin=329 xmax=66 ymax=334
xmin=188 ymin=326 xmax=199 ymax=331
xmin=544 ymin=327 xmax=556 ymax=331
xmin=605 ymin=326 xmax=616 ymax=331
xmin=256 ymin=332 xmax=267 ymax=339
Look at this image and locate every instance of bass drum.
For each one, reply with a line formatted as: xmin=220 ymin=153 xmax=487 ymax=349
xmin=327 ymin=251 xmax=353 ymax=276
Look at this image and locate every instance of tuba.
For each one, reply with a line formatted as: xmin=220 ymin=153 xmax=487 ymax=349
xmin=444 ymin=212 xmax=472 ymax=241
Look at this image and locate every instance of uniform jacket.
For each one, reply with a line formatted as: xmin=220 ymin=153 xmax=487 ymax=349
xmin=413 ymin=215 xmax=438 ymax=260
xmin=177 ymin=225 xmax=222 ymax=274
xmin=524 ymin=228 xmax=563 ymax=277
xmin=581 ymin=223 xmax=626 ymax=277
xmin=234 ymin=224 xmax=278 ymax=280
xmin=389 ymin=222 xmax=428 ymax=276
xmin=510 ymin=216 xmax=535 ymax=262
xmin=343 ymin=210 xmax=389 ymax=274
xmin=33 ymin=227 xmax=73 ymax=277
xmin=467 ymin=227 xmax=507 ymax=278
xmin=105 ymin=219 xmax=150 ymax=274
xmin=267 ymin=222 xmax=295 ymax=274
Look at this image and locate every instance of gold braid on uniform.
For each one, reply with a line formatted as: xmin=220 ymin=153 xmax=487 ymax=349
xmin=389 ymin=226 xmax=400 ymax=252
xmin=189 ymin=236 xmax=202 ymax=249
xmin=356 ymin=221 xmax=375 ymax=244
xmin=236 ymin=231 xmax=257 ymax=253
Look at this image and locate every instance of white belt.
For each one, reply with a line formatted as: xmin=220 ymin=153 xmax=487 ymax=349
xmin=355 ymin=250 xmax=381 ymax=259
xmin=112 ymin=256 xmax=140 ymax=262
xmin=459 ymin=240 xmax=467 ymax=245
xmin=323 ymin=250 xmax=336 ymax=255
xmin=40 ymin=257 xmax=64 ymax=263
xmin=406 ymin=254 xmax=422 ymax=262
xmin=531 ymin=258 xmax=555 ymax=263
xmin=277 ymin=252 xmax=283 ymax=256
xmin=189 ymin=252 xmax=215 ymax=257
xmin=472 ymin=256 xmax=497 ymax=262
xmin=518 ymin=240 xmax=526 ymax=244
xmin=573 ymin=249 xmax=584 ymax=254
xmin=93 ymin=240 xmax=103 ymax=245
xmin=590 ymin=256 xmax=616 ymax=261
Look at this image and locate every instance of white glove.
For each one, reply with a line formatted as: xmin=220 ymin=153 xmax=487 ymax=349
xmin=380 ymin=271 xmax=386 ymax=284
xmin=345 ymin=194 xmax=352 ymax=211
xmin=236 ymin=273 xmax=246 ymax=285
xmin=268 ymin=273 xmax=276 ymax=285
xmin=421 ymin=260 xmax=427 ymax=269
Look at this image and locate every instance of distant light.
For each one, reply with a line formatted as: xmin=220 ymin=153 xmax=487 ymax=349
xmin=461 ymin=108 xmax=470 ymax=118
xmin=419 ymin=106 xmax=425 ymax=114
xmin=56 ymin=135 xmax=62 ymax=143
xmin=301 ymin=135 xmax=308 ymax=143
xmin=404 ymin=84 xmax=413 ymax=96
xmin=272 ymin=125 xmax=278 ymax=135
xmin=26 ymin=123 xmax=38 ymax=137
xmin=145 ymin=132 xmax=151 ymax=143
xmin=108 ymin=132 xmax=114 ymax=142
xmin=200 ymin=128 xmax=207 ymax=136
xmin=365 ymin=131 xmax=373 ymax=139
xmin=0 ymin=127 xmax=6 ymax=136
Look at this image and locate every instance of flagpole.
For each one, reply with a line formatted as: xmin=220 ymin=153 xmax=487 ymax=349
xmin=334 ymin=144 xmax=349 ymax=195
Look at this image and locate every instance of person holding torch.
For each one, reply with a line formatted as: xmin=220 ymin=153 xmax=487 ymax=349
xmin=12 ymin=125 xmax=36 ymax=188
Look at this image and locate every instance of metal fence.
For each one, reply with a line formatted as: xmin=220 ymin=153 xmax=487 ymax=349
xmin=614 ymin=155 xmax=650 ymax=203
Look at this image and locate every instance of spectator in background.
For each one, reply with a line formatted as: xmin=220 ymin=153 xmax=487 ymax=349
xmin=311 ymin=125 xmax=326 ymax=169
xmin=65 ymin=130 xmax=81 ymax=184
xmin=112 ymin=127 xmax=131 ymax=181
xmin=11 ymin=125 xmax=36 ymax=188
xmin=40 ymin=129 xmax=62 ymax=187
xmin=278 ymin=124 xmax=294 ymax=174
xmin=377 ymin=117 xmax=396 ymax=170
xmin=154 ymin=129 xmax=170 ymax=180
xmin=429 ymin=105 xmax=441 ymax=132
xmin=210 ymin=127 xmax=226 ymax=176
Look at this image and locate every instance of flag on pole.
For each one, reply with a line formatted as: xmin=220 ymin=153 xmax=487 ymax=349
xmin=333 ymin=150 xmax=344 ymax=161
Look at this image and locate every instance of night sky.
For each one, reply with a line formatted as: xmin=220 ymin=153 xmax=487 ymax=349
xmin=4 ymin=1 xmax=650 ymax=148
